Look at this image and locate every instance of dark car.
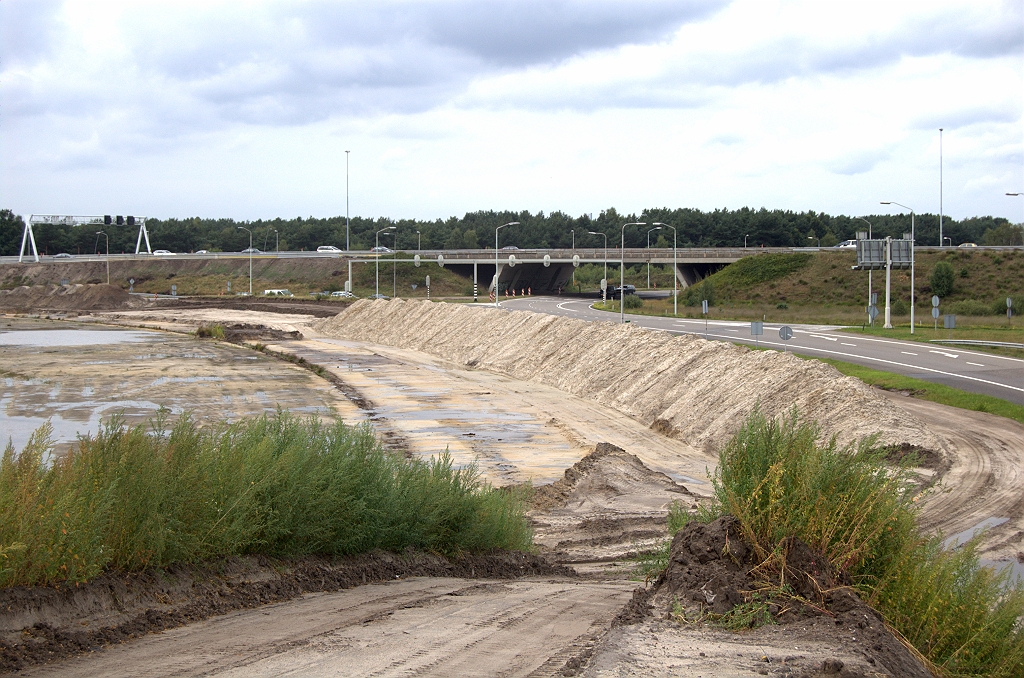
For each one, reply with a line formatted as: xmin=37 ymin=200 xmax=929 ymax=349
xmin=609 ymin=284 xmax=636 ymax=299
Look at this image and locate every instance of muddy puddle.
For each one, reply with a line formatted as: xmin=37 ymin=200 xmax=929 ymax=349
xmin=0 ymin=317 xmax=351 ymax=453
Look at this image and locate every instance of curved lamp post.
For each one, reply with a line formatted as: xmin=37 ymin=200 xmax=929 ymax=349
xmin=880 ymin=201 xmax=915 ymax=334
xmin=494 ymin=221 xmax=519 ymax=306
xmin=588 ymin=231 xmax=608 ymax=304
xmin=95 ymin=231 xmax=109 ymax=285
xmin=375 ymin=226 xmax=396 ymax=297
xmin=237 ymin=226 xmax=253 ymax=296
xmin=855 ymin=217 xmax=873 ymax=325
xmin=646 ymin=226 xmax=661 ymax=289
xmin=1009 ymin=193 xmax=1024 ymax=245
xmin=620 ymin=222 xmax=646 ymax=323
xmin=653 ymin=223 xmax=676 ymax=316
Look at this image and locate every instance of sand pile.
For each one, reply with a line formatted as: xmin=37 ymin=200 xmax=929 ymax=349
xmin=0 ymin=284 xmax=132 ymax=312
xmin=313 ymin=299 xmax=941 ymax=454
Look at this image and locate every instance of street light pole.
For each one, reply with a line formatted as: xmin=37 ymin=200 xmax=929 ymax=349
xmin=345 ymin=150 xmax=350 ymax=251
xmin=646 ymin=226 xmax=661 ymax=289
xmin=653 ymin=223 xmax=676 ymax=315
xmin=1008 ymin=193 xmax=1024 ymax=245
xmin=856 ymin=217 xmax=873 ymax=326
xmin=881 ymin=201 xmax=916 ymax=334
xmin=620 ymin=222 xmax=646 ymax=324
xmin=494 ymin=221 xmax=519 ymax=307
xmin=274 ymin=229 xmax=279 ymax=253
xmin=96 ymin=231 xmax=109 ymax=285
xmin=744 ymin=234 xmax=748 ymax=248
xmin=237 ymin=226 xmax=252 ymax=296
xmin=939 ymin=128 xmax=944 ymax=247
xmin=392 ymin=231 xmax=398 ymax=298
xmin=376 ymin=226 xmax=395 ymax=298
xmin=416 ymin=230 xmax=421 ymax=251
xmin=588 ymin=231 xmax=608 ymax=304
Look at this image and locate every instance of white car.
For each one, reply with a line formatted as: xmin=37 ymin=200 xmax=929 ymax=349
xmin=330 ymin=291 xmax=356 ymax=298
xmin=153 ymin=249 xmax=175 ymax=255
xmin=317 ymin=245 xmax=342 ymax=253
xmin=370 ymin=246 xmax=393 ymax=254
xmin=834 ymin=240 xmax=856 ymax=249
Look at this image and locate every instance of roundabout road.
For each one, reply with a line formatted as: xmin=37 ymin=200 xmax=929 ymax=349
xmin=497 ymin=297 xmax=1024 ymax=406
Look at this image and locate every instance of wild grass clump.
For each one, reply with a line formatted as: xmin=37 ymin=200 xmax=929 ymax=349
xmin=194 ymin=324 xmax=225 ymax=339
xmin=712 ymin=410 xmax=1024 ymax=677
xmin=0 ymin=412 xmax=531 ymax=588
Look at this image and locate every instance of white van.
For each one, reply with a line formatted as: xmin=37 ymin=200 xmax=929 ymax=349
xmin=317 ymin=245 xmax=341 ymax=253
xmin=263 ymin=289 xmax=293 ymax=297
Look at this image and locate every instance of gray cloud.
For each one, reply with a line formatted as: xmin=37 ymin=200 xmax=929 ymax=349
xmin=829 ymin=148 xmax=890 ymax=176
xmin=911 ymin=104 xmax=1022 ymax=131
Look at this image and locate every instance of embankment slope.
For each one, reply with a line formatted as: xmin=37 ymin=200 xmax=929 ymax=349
xmin=313 ymin=299 xmax=941 ymax=454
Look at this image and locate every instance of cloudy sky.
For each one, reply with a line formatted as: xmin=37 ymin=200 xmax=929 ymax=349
xmin=2 ymin=0 xmax=1021 ymax=223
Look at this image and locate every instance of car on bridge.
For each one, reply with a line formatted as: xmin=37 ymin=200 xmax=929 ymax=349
xmin=370 ymin=246 xmax=393 ymax=254
xmin=153 ymin=249 xmax=175 ymax=255
xmin=317 ymin=245 xmax=342 ymax=253
xmin=241 ymin=247 xmax=261 ymax=254
xmin=834 ymin=240 xmax=856 ymax=249
xmin=52 ymin=253 xmax=73 ymax=259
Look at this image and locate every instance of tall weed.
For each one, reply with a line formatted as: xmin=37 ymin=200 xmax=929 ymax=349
xmin=0 ymin=412 xmax=531 ymax=587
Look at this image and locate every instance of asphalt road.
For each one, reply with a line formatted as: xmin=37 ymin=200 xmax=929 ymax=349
xmin=498 ymin=297 xmax=1024 ymax=406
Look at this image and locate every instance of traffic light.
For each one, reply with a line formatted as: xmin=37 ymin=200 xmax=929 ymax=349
xmin=127 ymin=216 xmax=135 ymax=225
xmin=116 ymin=216 xmax=124 ymax=225
xmin=104 ymin=215 xmax=112 ymax=225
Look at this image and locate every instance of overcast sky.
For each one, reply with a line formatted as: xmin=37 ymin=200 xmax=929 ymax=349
xmin=2 ymin=0 xmax=1021 ymax=223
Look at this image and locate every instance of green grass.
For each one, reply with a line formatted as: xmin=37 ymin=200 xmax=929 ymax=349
xmin=710 ymin=411 xmax=1024 ymax=677
xmin=810 ymin=356 xmax=1024 ymax=426
xmin=0 ymin=412 xmax=531 ymax=588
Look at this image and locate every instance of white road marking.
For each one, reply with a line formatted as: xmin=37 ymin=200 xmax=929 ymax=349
xmin=809 ymin=334 xmax=838 ymax=341
xmin=901 ymin=351 xmax=918 ymax=356
xmin=966 ymin=362 xmax=985 ymax=367
xmin=930 ymin=350 xmax=960 ymax=359
xmin=841 ymin=343 xmax=857 ymax=347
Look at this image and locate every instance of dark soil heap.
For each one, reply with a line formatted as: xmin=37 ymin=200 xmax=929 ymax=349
xmin=649 ymin=516 xmax=931 ymax=678
xmin=0 ymin=284 xmax=132 ymax=312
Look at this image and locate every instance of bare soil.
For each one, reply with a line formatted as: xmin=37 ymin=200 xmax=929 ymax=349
xmin=0 ymin=284 xmax=134 ymax=312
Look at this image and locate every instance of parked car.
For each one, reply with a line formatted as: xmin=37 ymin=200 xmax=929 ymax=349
xmin=263 ymin=289 xmax=293 ymax=297
xmin=369 ymin=293 xmax=390 ymax=299
xmin=52 ymin=253 xmax=73 ymax=259
xmin=370 ymin=246 xmax=392 ymax=253
xmin=317 ymin=245 xmax=342 ymax=253
xmin=958 ymin=242 xmax=978 ymax=248
xmin=834 ymin=240 xmax=856 ymax=249
xmin=241 ymin=247 xmax=261 ymax=253
xmin=501 ymin=245 xmax=520 ymax=250
xmin=153 ymin=249 xmax=175 ymax=255
xmin=195 ymin=249 xmax=209 ymax=254
xmin=330 ymin=291 xmax=356 ymax=298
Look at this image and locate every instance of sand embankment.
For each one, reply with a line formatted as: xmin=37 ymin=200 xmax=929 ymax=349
xmin=313 ymin=299 xmax=941 ymax=454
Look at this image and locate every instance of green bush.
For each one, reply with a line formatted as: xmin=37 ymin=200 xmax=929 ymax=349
xmin=930 ymin=261 xmax=955 ymax=298
xmin=710 ymin=411 xmax=1024 ymax=676
xmin=623 ymin=293 xmax=643 ymax=309
xmin=717 ymin=253 xmax=812 ymax=286
xmin=891 ymin=298 xmax=909 ymax=316
xmin=948 ymin=299 xmax=991 ymax=317
xmin=685 ymin=280 xmax=715 ymax=307
xmin=0 ymin=413 xmax=531 ymax=587
xmin=993 ymin=295 xmax=1020 ymax=316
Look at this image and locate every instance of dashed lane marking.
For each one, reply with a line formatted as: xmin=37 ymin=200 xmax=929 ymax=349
xmin=966 ymin=362 xmax=985 ymax=367
xmin=930 ymin=350 xmax=960 ymax=359
xmin=901 ymin=351 xmax=918 ymax=356
xmin=841 ymin=343 xmax=857 ymax=347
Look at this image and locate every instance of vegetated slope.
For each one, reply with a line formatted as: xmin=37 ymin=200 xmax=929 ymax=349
xmin=686 ymin=248 xmax=1023 ymax=311
xmin=313 ymin=299 xmax=941 ymax=454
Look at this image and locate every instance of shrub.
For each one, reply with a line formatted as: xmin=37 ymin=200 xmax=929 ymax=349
xmin=930 ymin=261 xmax=955 ymax=298
xmin=194 ymin=324 xmax=225 ymax=340
xmin=948 ymin=299 xmax=991 ymax=317
xmin=623 ymin=293 xmax=643 ymax=309
xmin=0 ymin=413 xmax=531 ymax=587
xmin=685 ymin=280 xmax=715 ymax=307
xmin=709 ymin=410 xmax=1024 ymax=676
xmin=891 ymin=298 xmax=909 ymax=316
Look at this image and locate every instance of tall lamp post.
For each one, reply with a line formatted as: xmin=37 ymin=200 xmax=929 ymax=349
xmin=588 ymin=230 xmax=608 ymax=304
xmin=274 ymin=229 xmax=279 ymax=253
xmin=856 ymin=217 xmax=873 ymax=326
xmin=620 ymin=221 xmax=646 ymax=323
xmin=375 ymin=226 xmax=395 ymax=297
xmin=939 ymin=129 xmax=944 ymax=247
xmin=392 ymin=230 xmax=399 ymax=298
xmin=652 ymin=223 xmax=676 ymax=316
xmin=1008 ymin=193 xmax=1024 ymax=245
xmin=646 ymin=226 xmax=661 ymax=289
xmin=494 ymin=221 xmax=519 ymax=307
xmin=881 ymin=201 xmax=916 ymax=334
xmin=237 ymin=226 xmax=252 ymax=296
xmin=95 ymin=231 xmax=109 ymax=285
xmin=416 ymin=230 xmax=421 ymax=251
xmin=744 ymin=234 xmax=748 ymax=248
xmin=345 ymin=150 xmax=350 ymax=251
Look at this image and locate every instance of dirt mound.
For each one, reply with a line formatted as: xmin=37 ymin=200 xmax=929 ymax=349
xmin=0 ymin=549 xmax=570 ymax=673
xmin=0 ymin=284 xmax=132 ymax=312
xmin=648 ymin=517 xmax=930 ymax=678
xmin=530 ymin=443 xmax=693 ymax=569
xmin=312 ymin=299 xmax=942 ymax=455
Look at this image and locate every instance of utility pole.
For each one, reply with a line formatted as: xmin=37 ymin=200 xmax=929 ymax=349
xmin=345 ymin=150 xmax=350 ymax=251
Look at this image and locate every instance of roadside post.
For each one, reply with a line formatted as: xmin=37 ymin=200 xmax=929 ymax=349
xmin=751 ymin=320 xmax=763 ymax=349
xmin=932 ymin=295 xmax=940 ymax=330
xmin=426 ymin=275 xmax=430 ymax=301
xmin=171 ymin=284 xmax=177 ymax=298
xmin=129 ymin=278 xmax=135 ymax=293
xmin=600 ymin=278 xmax=607 ymax=304
xmin=1009 ymin=297 xmax=1014 ymax=327
xmin=702 ymin=299 xmax=709 ymax=339
xmin=779 ymin=325 xmax=793 ymax=352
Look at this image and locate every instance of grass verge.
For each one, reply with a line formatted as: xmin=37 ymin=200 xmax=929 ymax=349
xmin=808 ymin=356 xmax=1024 ymax=427
xmin=711 ymin=410 xmax=1024 ymax=677
xmin=0 ymin=412 xmax=531 ymax=588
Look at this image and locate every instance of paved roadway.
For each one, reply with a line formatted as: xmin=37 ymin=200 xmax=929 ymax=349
xmin=498 ymin=297 xmax=1024 ymax=406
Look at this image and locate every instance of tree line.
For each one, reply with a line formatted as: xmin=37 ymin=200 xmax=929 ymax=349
xmin=1 ymin=206 xmax=1019 ymax=256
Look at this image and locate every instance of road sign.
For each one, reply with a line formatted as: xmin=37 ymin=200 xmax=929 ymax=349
xmin=573 ymin=254 xmax=580 ymax=268
xmin=1009 ymin=297 xmax=1014 ymax=309
xmin=508 ymin=254 xmax=516 ymax=267
xmin=944 ymin=314 xmax=956 ymax=329
xmin=701 ymin=300 xmax=708 ymax=315
xmin=414 ymin=254 xmax=421 ymax=267
xmin=437 ymin=255 xmax=444 ymax=267
xmin=543 ymin=254 xmax=551 ymax=267
xmin=779 ymin=325 xmax=793 ymax=340
xmin=932 ymin=295 xmax=940 ymax=307
xmin=868 ymin=305 xmax=879 ymax=321
xmin=600 ymin=278 xmax=607 ymax=291
xmin=751 ymin=321 xmax=763 ymax=336
xmin=931 ymin=307 xmax=940 ymax=319
xmin=871 ymin=293 xmax=878 ymax=305
xmin=171 ymin=284 xmax=177 ymax=297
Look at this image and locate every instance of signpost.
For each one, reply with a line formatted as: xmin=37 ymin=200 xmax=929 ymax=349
xmin=702 ymin=299 xmax=709 ymax=339
xmin=751 ymin=321 xmax=763 ymax=349
xmin=426 ymin=275 xmax=431 ymax=300
xmin=932 ymin=295 xmax=940 ymax=330
xmin=1009 ymin=297 xmax=1014 ymax=326
xmin=779 ymin=325 xmax=793 ymax=352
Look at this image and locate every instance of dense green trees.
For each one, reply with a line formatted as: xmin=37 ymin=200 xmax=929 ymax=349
xmin=0 ymin=206 xmax=1017 ymax=256
xmin=929 ymin=261 xmax=955 ymax=298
